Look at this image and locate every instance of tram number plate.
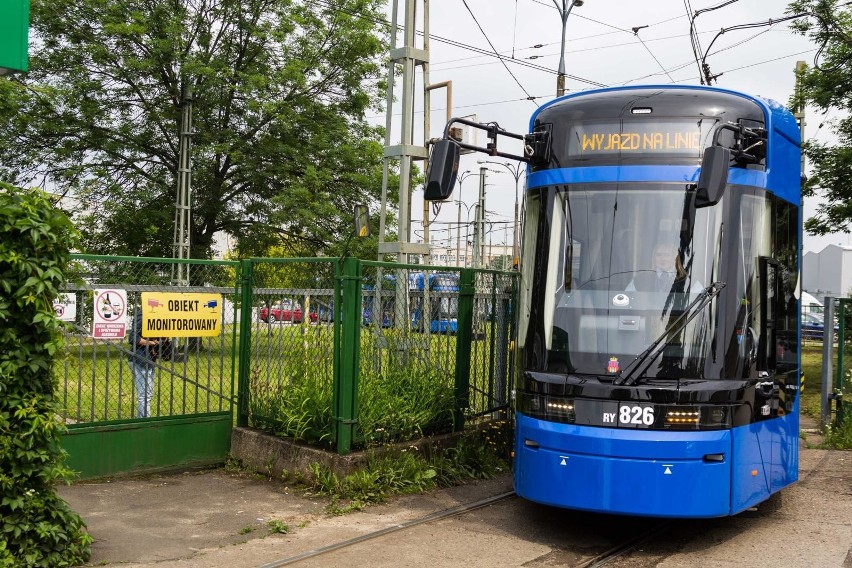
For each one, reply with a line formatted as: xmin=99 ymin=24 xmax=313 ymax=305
xmin=617 ymin=404 xmax=655 ymax=428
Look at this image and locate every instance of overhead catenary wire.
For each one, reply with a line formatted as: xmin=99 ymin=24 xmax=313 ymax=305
xmin=311 ymin=0 xmax=607 ymax=88
xmin=431 ymin=29 xmax=722 ymax=73
xmin=685 ymin=0 xmax=706 ymax=83
xmin=621 ymin=25 xmax=778 ymax=85
xmin=460 ymin=0 xmax=538 ymax=103
xmin=700 ymin=12 xmax=809 ymax=84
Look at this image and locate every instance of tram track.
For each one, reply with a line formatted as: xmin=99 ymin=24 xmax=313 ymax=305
xmin=257 ymin=488 xmax=675 ymax=568
xmin=574 ymin=521 xmax=672 ymax=567
xmin=257 ymin=490 xmax=518 ymax=567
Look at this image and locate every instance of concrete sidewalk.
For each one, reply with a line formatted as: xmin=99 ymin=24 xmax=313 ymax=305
xmin=58 ymin=419 xmax=851 ymax=568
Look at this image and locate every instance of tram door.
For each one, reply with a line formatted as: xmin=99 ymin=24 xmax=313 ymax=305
xmin=758 ymin=257 xmax=794 ymax=491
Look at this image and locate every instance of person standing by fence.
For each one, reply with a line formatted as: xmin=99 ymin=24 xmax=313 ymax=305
xmin=128 ymin=309 xmax=158 ymax=418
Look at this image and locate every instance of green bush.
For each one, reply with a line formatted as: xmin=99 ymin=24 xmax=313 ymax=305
xmin=0 ymin=186 xmax=92 ymax=566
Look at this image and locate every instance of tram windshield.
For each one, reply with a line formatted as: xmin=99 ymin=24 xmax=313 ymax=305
xmin=519 ymin=183 xmax=722 ymax=378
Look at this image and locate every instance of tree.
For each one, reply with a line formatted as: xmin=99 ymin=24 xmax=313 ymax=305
xmin=0 ymin=185 xmax=92 ymax=565
xmin=0 ymin=0 xmax=393 ymax=259
xmin=789 ymin=0 xmax=852 ymax=236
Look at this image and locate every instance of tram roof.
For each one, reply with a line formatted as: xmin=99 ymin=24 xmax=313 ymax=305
xmin=528 ymin=85 xmax=801 ymax=204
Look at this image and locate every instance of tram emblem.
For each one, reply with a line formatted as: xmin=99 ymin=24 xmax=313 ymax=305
xmin=607 ymin=357 xmax=619 ymax=374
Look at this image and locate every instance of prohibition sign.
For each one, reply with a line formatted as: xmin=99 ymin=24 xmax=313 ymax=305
xmin=95 ymin=290 xmax=126 ymax=321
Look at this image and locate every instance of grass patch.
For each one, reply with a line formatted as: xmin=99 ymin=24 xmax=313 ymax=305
xmin=248 ymin=328 xmax=481 ymax=449
xmin=299 ymin=426 xmax=511 ymax=515
xmin=266 ymin=520 xmax=290 ymax=534
xmin=823 ymin=418 xmax=852 ymax=449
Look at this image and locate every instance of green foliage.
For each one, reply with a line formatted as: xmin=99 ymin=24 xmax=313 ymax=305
xmin=249 ymin=347 xmax=456 ymax=449
xmin=788 ymin=0 xmax=852 ymax=235
xmin=305 ymin=436 xmax=506 ymax=515
xmin=1 ymin=0 xmax=394 ymax=259
xmin=823 ymin=416 xmax=852 ymax=448
xmin=266 ymin=519 xmax=289 ymax=534
xmin=0 ymin=186 xmax=91 ymax=566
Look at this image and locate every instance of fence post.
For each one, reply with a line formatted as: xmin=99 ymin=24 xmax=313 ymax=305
xmin=236 ymin=260 xmax=254 ymax=428
xmin=837 ymin=300 xmax=846 ymax=425
xmin=333 ymin=257 xmax=362 ymax=455
xmin=453 ymin=268 xmax=475 ymax=430
xmin=821 ymin=297 xmax=834 ymax=429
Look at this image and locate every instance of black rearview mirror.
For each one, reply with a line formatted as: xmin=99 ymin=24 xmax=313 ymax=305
xmin=354 ymin=204 xmax=370 ymax=238
xmin=695 ymin=146 xmax=731 ymax=208
xmin=424 ymin=139 xmax=460 ymax=201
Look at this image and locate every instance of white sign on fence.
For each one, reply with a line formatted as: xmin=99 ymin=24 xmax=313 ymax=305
xmin=92 ymin=288 xmax=127 ymax=339
xmin=53 ymin=292 xmax=77 ymax=322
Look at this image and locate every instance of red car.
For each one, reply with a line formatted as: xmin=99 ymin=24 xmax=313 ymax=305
xmin=258 ymin=301 xmax=317 ymax=324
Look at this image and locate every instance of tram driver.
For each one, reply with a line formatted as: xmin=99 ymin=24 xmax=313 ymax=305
xmin=625 ymin=242 xmax=688 ymax=294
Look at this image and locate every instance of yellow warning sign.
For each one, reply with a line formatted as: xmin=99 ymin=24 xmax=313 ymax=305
xmin=141 ymin=292 xmax=222 ymax=338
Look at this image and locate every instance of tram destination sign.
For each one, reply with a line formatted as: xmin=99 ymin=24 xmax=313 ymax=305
xmin=567 ymin=120 xmax=713 ymax=157
xmin=141 ymin=292 xmax=222 ymax=338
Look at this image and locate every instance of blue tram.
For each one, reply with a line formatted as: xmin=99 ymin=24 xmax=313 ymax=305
xmin=363 ymin=271 xmax=460 ymax=333
xmin=426 ymin=85 xmax=802 ymax=517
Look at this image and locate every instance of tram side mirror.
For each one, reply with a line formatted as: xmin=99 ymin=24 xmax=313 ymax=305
xmin=425 ymin=139 xmax=460 ymax=201
xmin=354 ymin=204 xmax=370 ymax=238
xmin=695 ymin=146 xmax=731 ymax=208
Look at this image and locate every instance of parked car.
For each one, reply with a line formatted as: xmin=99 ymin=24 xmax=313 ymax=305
xmin=801 ymin=311 xmax=838 ymax=340
xmin=258 ymin=301 xmax=317 ymax=324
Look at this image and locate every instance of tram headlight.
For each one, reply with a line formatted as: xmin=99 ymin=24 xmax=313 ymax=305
xmin=516 ymin=392 xmax=576 ymax=424
xmin=664 ymin=405 xmax=732 ymax=430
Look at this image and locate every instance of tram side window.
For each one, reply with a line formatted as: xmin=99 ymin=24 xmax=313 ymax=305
xmin=773 ymin=201 xmax=799 ymax=374
xmin=757 ymin=257 xmax=783 ymax=371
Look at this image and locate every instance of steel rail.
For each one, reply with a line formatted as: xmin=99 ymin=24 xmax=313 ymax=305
xmin=578 ymin=521 xmax=673 ymax=567
xmin=257 ymin=491 xmax=517 ymax=567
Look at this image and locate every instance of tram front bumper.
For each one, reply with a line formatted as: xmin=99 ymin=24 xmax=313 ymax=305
xmin=514 ymin=412 xmax=732 ymax=518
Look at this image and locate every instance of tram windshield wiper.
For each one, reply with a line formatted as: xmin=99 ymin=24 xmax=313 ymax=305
xmin=613 ymin=282 xmax=726 ymax=387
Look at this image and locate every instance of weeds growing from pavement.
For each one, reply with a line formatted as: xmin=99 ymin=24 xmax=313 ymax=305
xmin=823 ymin=417 xmax=852 ymax=449
xmin=299 ymin=430 xmax=511 ymax=515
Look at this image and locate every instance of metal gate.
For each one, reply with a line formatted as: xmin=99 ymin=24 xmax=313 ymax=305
xmin=57 ymin=255 xmax=239 ymax=478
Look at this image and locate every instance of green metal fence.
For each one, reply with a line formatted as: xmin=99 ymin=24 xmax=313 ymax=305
xmin=57 ymin=255 xmax=239 ymax=477
xmin=57 ymin=254 xmax=518 ymax=470
xmin=237 ymin=258 xmax=338 ymax=445
xmin=822 ymin=297 xmax=852 ymax=427
xmin=239 ymin=258 xmax=518 ymax=454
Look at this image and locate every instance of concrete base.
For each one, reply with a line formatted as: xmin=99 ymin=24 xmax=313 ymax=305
xmin=229 ymin=424 xmax=502 ymax=479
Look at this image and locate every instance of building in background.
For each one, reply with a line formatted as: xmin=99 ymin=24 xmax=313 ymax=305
xmin=426 ymin=243 xmax=513 ymax=270
xmin=803 ymin=244 xmax=852 ymax=299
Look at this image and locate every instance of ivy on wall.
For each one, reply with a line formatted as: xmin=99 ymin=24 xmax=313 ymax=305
xmin=0 ymin=185 xmax=91 ymax=566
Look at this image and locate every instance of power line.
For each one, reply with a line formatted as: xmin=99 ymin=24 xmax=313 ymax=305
xmin=669 ymin=48 xmax=817 ymax=84
xmin=621 ymin=25 xmax=776 ymax=86
xmin=310 ymin=0 xmax=608 ymax=88
xmin=526 ymin=0 xmax=682 ymax=89
xmin=460 ymin=0 xmax=537 ymax=103
xmin=700 ymin=12 xmax=809 ymax=84
xmin=633 ymin=30 xmax=675 ymax=83
xmin=366 ymin=94 xmax=552 ymax=120
xmin=685 ymin=0 xmax=705 ymax=83
xmin=431 ymin=29 xmax=721 ymax=73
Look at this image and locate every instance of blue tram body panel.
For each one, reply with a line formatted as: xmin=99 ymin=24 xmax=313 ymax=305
xmin=515 ymin=411 xmax=801 ymax=517
xmin=514 ymin=413 xmax=732 ymax=518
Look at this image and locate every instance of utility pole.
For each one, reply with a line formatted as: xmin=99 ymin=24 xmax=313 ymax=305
xmin=472 ymin=167 xmax=488 ymax=268
xmin=172 ymin=84 xmax=193 ymax=286
xmin=794 ymin=61 xmax=807 ymax=177
xmin=455 ymin=171 xmax=473 ymax=267
xmin=553 ymin=0 xmax=584 ymax=97
xmin=479 ymin=160 xmax=524 ymax=266
xmin=377 ymin=0 xmax=431 ymax=265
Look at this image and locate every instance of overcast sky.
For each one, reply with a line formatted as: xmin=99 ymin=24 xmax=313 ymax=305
xmin=376 ymin=0 xmax=848 ymax=254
